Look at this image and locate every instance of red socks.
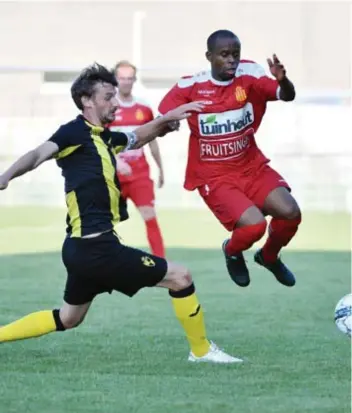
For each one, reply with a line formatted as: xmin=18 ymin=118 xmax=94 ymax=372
xmin=262 ymin=217 xmax=301 ymax=263
xmin=146 ymin=217 xmax=165 ymax=258
xmin=146 ymin=214 xmax=300 ymax=262
xmin=225 ymin=221 xmax=267 ymax=256
xmin=224 ymin=216 xmax=301 ymax=260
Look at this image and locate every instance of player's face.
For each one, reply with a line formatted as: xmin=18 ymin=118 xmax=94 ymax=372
xmin=91 ymin=82 xmax=118 ymax=125
xmin=116 ymin=66 xmax=136 ymax=96
xmin=207 ymin=37 xmax=241 ymax=81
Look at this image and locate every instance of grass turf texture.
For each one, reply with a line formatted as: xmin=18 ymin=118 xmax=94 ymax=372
xmin=0 ymin=207 xmax=350 ymax=413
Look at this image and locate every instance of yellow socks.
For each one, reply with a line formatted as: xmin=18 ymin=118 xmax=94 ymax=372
xmin=0 ymin=292 xmax=210 ymax=358
xmin=0 ymin=310 xmax=63 ymax=343
xmin=170 ymin=285 xmax=210 ymax=357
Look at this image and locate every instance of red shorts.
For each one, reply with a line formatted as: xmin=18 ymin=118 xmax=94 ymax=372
xmin=197 ymin=164 xmax=290 ymax=231
xmin=120 ymin=178 xmax=155 ymax=207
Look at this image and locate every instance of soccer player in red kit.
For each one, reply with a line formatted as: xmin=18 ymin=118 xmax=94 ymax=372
xmin=158 ymin=30 xmax=301 ymax=288
xmin=109 ymin=61 xmax=165 ymax=258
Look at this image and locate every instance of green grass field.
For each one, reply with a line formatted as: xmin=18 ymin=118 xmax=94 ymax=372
xmin=0 ymin=206 xmax=351 ymax=413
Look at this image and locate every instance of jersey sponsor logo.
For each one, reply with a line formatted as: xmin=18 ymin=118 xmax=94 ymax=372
xmin=235 ymin=86 xmax=247 ymax=102
xmin=199 ymin=128 xmax=254 ymax=161
xmin=198 ymin=103 xmax=254 ymax=137
xmin=141 ymin=256 xmax=155 ymax=267
xmin=197 ymin=89 xmax=216 ymax=95
xmin=136 ymin=109 xmax=144 ymax=121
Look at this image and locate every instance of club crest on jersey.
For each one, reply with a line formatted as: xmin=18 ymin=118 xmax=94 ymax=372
xmin=141 ymin=256 xmax=155 ymax=267
xmin=235 ymin=86 xmax=247 ymax=102
xmin=198 ymin=103 xmax=254 ymax=137
xmin=135 ymin=109 xmax=144 ymax=121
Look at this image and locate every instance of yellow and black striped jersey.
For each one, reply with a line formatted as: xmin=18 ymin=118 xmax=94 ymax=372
xmin=48 ymin=115 xmax=135 ymax=238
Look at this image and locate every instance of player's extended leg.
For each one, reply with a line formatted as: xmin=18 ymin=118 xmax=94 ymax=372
xmin=138 ymin=206 xmax=165 ymax=258
xmin=198 ymin=183 xmax=267 ymax=287
xmin=157 ymin=261 xmax=242 ymax=363
xmin=108 ymin=236 xmax=241 ymax=364
xmin=254 ymin=187 xmax=301 ymax=286
xmin=0 ymin=301 xmax=91 ymax=343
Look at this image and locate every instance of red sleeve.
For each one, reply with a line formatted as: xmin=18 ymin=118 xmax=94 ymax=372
xmin=158 ymin=79 xmax=191 ymax=114
xmin=253 ymin=75 xmax=280 ymax=102
xmin=145 ymin=106 xmax=154 ymax=121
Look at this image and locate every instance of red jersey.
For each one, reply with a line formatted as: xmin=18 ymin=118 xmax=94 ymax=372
xmin=109 ymin=96 xmax=154 ymax=183
xmin=158 ymin=60 xmax=281 ymax=191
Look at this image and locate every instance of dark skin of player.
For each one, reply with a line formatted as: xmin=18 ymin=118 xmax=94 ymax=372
xmin=205 ymin=35 xmax=301 ymax=228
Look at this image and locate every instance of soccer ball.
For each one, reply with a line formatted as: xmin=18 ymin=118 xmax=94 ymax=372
xmin=334 ymin=293 xmax=352 ymax=337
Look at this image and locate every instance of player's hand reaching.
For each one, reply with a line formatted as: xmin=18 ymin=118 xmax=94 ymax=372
xmin=0 ymin=175 xmax=9 ymax=190
xmin=164 ymin=101 xmax=206 ymax=122
xmin=133 ymin=102 xmax=207 ymax=149
xmin=267 ymin=54 xmax=286 ymax=81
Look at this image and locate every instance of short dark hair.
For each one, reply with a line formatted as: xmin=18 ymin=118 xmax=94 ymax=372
xmin=207 ymin=30 xmax=239 ymax=52
xmin=71 ymin=63 xmax=118 ymax=110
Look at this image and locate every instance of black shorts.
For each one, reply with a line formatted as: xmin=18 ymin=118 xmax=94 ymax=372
xmin=61 ymin=231 xmax=168 ymax=305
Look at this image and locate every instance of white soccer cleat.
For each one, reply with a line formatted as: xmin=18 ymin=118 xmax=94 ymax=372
xmin=188 ymin=341 xmax=243 ymax=364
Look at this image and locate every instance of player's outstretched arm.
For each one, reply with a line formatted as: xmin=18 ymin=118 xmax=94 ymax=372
xmin=130 ymin=102 xmax=205 ymax=149
xmin=0 ymin=141 xmax=59 ymax=190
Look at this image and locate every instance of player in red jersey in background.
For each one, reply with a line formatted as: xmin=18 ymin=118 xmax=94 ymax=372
xmin=158 ymin=30 xmax=301 ymax=288
xmin=109 ymin=61 xmax=165 ymax=258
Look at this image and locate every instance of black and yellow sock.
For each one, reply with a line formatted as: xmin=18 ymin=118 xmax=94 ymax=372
xmin=0 ymin=309 xmax=65 ymax=343
xmin=169 ymin=284 xmax=210 ymax=357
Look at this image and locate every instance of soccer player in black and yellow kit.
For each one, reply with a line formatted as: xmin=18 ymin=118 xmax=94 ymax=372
xmin=0 ymin=64 xmax=241 ymax=363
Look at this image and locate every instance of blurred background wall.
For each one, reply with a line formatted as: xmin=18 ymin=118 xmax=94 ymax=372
xmin=0 ymin=0 xmax=351 ymax=212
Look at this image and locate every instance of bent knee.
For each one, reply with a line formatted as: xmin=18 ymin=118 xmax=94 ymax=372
xmin=174 ymin=270 xmax=193 ymax=291
xmin=237 ymin=206 xmax=266 ymax=228
xmin=160 ymin=262 xmax=193 ymax=291
xmin=281 ymin=202 xmax=301 ymax=220
xmin=171 ymin=265 xmax=193 ymax=291
xmin=59 ymin=311 xmax=85 ymax=330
